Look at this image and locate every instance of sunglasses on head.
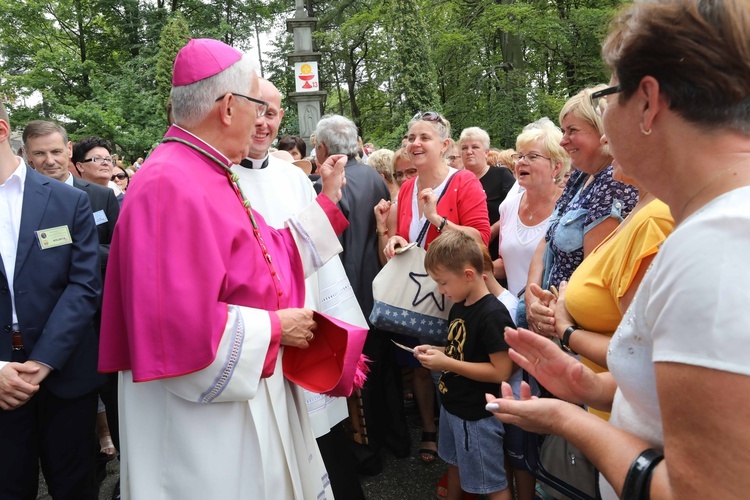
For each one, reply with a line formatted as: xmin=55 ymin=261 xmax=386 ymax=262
xmin=111 ymin=173 xmax=128 ymax=181
xmin=412 ymin=111 xmax=446 ymax=126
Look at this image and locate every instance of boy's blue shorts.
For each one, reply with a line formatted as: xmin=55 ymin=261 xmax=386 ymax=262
xmin=438 ymin=406 xmax=509 ymax=495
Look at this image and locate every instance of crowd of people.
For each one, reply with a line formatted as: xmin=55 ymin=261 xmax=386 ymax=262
xmin=1 ymin=0 xmax=749 ymax=499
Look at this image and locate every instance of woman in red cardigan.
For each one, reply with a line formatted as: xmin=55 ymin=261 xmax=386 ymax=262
xmin=376 ymin=111 xmax=490 ymax=464
xmin=383 ymin=114 xmax=490 ymax=254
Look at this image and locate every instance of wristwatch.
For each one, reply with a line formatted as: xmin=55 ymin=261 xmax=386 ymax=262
xmin=436 ymin=217 xmax=448 ymax=233
xmin=561 ymin=325 xmax=580 ymax=355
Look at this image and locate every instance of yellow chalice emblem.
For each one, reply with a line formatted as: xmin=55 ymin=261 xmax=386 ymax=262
xmin=298 ymin=63 xmax=315 ymax=88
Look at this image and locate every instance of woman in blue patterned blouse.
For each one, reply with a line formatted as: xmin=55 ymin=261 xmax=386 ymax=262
xmin=523 ymin=86 xmax=638 ymax=336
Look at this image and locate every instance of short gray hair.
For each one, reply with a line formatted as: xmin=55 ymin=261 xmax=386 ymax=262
xmin=459 ymin=127 xmax=491 ymax=150
xmin=315 ymin=115 xmax=358 ymax=158
xmin=170 ymin=54 xmax=258 ymax=128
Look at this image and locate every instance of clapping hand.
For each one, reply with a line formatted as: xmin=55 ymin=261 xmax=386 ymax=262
xmin=526 ymin=283 xmax=557 ymax=337
xmin=553 ymin=281 xmax=576 ymax=339
xmin=501 ymin=327 xmax=603 ymax=405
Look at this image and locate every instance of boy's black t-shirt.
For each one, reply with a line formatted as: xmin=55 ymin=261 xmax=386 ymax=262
xmin=439 ymin=294 xmax=513 ymax=421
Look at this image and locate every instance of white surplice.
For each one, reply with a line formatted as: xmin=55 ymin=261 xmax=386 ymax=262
xmin=118 ymin=197 xmax=342 ymax=500
xmin=231 ymin=155 xmax=368 ymax=438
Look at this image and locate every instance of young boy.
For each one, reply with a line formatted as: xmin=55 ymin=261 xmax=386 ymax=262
xmin=416 ymin=231 xmax=515 ymax=500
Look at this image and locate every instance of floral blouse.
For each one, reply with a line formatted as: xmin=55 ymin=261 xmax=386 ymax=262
xmin=544 ymin=166 xmax=639 ymax=289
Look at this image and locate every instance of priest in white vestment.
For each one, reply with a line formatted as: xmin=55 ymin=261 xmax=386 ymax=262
xmin=231 ymin=78 xmax=368 ymax=499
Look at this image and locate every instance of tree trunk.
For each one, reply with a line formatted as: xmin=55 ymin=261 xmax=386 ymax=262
xmin=346 ymin=50 xmax=362 ymax=136
xmin=75 ymin=0 xmax=90 ymax=98
xmin=333 ymin=63 xmax=345 ymax=116
xmin=254 ymin=13 xmax=264 ymax=77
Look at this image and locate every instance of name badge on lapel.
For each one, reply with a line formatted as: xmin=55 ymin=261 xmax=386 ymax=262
xmin=93 ymin=210 xmax=108 ymax=225
xmin=35 ymin=226 xmax=73 ymax=249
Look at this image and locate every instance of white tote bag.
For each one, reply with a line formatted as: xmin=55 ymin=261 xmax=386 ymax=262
xmin=369 ymin=242 xmax=453 ymax=342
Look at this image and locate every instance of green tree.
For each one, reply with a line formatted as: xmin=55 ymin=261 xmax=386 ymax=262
xmin=387 ymin=0 xmax=441 ymax=127
xmin=0 ymin=0 xmax=625 ymax=157
xmin=424 ymin=0 xmax=622 ymax=147
xmin=155 ymin=12 xmax=191 ymax=111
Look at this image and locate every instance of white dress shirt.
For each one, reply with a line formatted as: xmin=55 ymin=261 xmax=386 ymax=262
xmin=0 ymin=157 xmax=27 ymax=325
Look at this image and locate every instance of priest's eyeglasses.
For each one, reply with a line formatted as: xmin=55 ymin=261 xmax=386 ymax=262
xmin=216 ymin=93 xmax=269 ymax=117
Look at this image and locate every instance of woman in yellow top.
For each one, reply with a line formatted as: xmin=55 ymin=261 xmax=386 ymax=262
xmin=551 ymin=154 xmax=674 ymax=419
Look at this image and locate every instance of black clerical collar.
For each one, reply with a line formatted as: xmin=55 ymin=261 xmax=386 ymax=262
xmin=239 ymin=155 xmax=269 ymax=169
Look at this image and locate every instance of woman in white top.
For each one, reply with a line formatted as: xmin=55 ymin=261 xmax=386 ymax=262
xmin=493 ymin=118 xmax=570 ymax=298
xmin=486 ymin=0 xmax=750 ymax=498
xmin=489 ymin=119 xmax=568 ymax=500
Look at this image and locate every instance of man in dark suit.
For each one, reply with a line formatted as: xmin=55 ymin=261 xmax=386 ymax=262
xmin=314 ymin=114 xmax=411 ymax=473
xmin=23 ymin=121 xmax=120 ymax=275
xmin=24 ymin=121 xmax=122 ymax=495
xmin=0 ymin=104 xmax=104 ymax=498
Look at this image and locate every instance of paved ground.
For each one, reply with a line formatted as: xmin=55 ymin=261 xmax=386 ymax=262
xmin=360 ymin=422 xmax=448 ymax=500
xmin=39 ymin=437 xmax=448 ymax=500
xmin=38 ymin=405 xmax=450 ymax=500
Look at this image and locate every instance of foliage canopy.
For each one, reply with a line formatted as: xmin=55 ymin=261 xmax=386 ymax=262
xmin=0 ymin=0 xmax=624 ymax=159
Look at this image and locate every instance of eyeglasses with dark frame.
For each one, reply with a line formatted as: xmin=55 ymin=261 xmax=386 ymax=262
xmin=511 ymin=152 xmax=552 ymax=163
xmin=412 ymin=111 xmax=446 ymax=126
xmin=111 ymin=173 xmax=128 ymax=181
xmin=81 ymin=156 xmax=114 ymax=165
xmin=215 ymin=93 xmax=270 ymax=117
xmin=590 ymin=85 xmax=623 ymax=116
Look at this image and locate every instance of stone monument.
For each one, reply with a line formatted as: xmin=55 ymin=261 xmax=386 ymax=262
xmin=286 ymin=0 xmax=327 ymax=153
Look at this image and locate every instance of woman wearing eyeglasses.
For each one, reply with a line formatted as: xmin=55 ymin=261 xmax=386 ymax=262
xmin=487 ymin=1 xmax=750 ymax=498
xmin=374 ymin=148 xmax=414 ymax=267
xmin=391 ymin=147 xmax=417 ymax=188
xmin=445 ymin=139 xmax=463 ymax=170
xmin=523 ymin=86 xmax=638 ymax=336
xmin=485 ymin=118 xmax=566 ymax=500
xmin=493 ymin=119 xmax=568 ymax=300
xmin=377 ymin=111 xmax=490 ymax=466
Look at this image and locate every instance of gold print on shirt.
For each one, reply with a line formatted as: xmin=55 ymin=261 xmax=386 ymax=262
xmin=439 ymin=318 xmax=467 ymax=395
